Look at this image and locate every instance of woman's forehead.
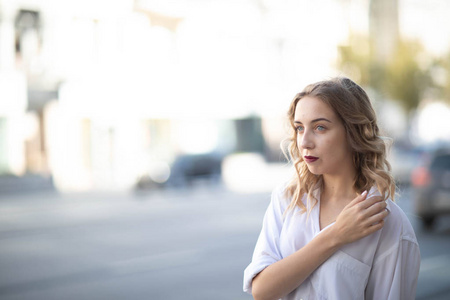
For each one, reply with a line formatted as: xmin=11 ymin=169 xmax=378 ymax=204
xmin=294 ymin=96 xmax=338 ymax=122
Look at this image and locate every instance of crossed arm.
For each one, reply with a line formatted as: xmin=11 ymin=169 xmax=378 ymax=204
xmin=251 ymin=192 xmax=389 ymax=300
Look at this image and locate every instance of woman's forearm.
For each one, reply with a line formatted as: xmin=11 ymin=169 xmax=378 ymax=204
xmin=251 ymin=227 xmax=341 ymax=300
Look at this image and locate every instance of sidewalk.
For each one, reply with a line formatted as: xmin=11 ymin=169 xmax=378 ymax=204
xmin=0 ymin=173 xmax=55 ymax=195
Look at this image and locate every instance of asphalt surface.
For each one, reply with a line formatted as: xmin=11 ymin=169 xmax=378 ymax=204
xmin=0 ymin=184 xmax=449 ymax=300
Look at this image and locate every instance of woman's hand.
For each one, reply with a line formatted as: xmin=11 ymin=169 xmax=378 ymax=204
xmin=332 ymin=191 xmax=389 ymax=246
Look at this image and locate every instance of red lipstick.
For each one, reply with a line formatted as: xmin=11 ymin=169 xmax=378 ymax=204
xmin=304 ymin=156 xmax=319 ymax=163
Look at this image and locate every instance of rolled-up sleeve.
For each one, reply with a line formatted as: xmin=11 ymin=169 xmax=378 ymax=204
xmin=243 ymin=187 xmax=285 ymax=294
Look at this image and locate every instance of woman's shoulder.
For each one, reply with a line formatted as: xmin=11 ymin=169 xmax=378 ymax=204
xmin=270 ymin=181 xmax=302 ymax=211
xmin=367 ymin=186 xmax=418 ymax=244
xmin=384 ymin=199 xmax=418 ymax=244
xmin=271 ymin=181 xmax=291 ymax=203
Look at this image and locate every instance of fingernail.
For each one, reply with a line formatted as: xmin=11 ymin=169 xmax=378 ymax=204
xmin=361 ymin=190 xmax=367 ymax=197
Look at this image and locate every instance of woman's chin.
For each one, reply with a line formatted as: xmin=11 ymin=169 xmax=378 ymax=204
xmin=306 ymin=167 xmax=321 ymax=176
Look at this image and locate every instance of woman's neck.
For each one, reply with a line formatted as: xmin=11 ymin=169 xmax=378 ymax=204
xmin=321 ymin=171 xmax=357 ymax=203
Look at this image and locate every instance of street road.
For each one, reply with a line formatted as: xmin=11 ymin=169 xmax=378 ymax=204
xmin=0 ymin=184 xmax=449 ymax=300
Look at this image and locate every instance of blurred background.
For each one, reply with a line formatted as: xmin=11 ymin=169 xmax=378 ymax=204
xmin=0 ymin=0 xmax=450 ymax=299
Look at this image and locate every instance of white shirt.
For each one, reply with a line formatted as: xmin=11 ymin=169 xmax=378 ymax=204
xmin=243 ymin=184 xmax=420 ymax=300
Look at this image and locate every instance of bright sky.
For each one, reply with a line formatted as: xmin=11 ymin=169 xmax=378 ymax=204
xmin=400 ymin=0 xmax=450 ymax=56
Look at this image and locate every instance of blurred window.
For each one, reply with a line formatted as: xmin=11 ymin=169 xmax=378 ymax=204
xmin=430 ymin=154 xmax=450 ymax=170
xmin=14 ymin=10 xmax=41 ymax=56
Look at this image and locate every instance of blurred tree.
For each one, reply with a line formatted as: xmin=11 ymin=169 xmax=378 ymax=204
xmin=385 ymin=39 xmax=431 ymax=112
xmin=338 ymin=34 xmax=432 ymax=113
xmin=429 ymin=52 xmax=450 ymax=103
xmin=338 ymin=34 xmax=372 ymax=87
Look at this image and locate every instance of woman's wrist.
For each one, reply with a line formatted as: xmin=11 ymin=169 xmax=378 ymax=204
xmin=322 ymin=226 xmax=344 ymax=250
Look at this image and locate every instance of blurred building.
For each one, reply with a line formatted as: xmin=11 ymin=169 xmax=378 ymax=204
xmin=0 ymin=0 xmax=275 ymax=192
xmin=0 ymin=3 xmax=49 ymax=177
xmin=0 ymin=0 xmax=289 ymax=192
xmin=369 ymin=0 xmax=399 ymax=63
xmin=1 ymin=0 xmax=449 ymax=192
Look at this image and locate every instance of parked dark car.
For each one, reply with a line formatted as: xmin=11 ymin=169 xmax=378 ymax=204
xmin=135 ymin=152 xmax=223 ymax=190
xmin=167 ymin=153 xmax=223 ymax=187
xmin=411 ymin=147 xmax=450 ymax=229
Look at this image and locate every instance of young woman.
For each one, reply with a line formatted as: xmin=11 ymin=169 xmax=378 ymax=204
xmin=243 ymin=77 xmax=420 ymax=300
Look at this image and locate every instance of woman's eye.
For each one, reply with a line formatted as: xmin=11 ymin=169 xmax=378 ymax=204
xmin=296 ymin=126 xmax=304 ymax=132
xmin=316 ymin=125 xmax=325 ymax=131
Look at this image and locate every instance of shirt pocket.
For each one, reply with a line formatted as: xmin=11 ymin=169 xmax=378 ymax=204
xmin=309 ymin=250 xmax=371 ymax=300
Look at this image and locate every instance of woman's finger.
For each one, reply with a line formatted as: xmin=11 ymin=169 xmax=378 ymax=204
xmin=363 ymin=200 xmax=387 ymax=217
xmin=347 ymin=190 xmax=368 ymax=207
xmin=364 ymin=208 xmax=389 ymax=226
xmin=358 ymin=195 xmax=384 ymax=209
xmin=363 ymin=219 xmax=385 ymax=235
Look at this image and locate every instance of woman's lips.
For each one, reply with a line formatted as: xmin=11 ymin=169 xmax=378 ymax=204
xmin=304 ymin=156 xmax=319 ymax=163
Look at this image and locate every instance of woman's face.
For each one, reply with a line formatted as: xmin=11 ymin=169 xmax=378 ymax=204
xmin=294 ymin=96 xmax=354 ymax=176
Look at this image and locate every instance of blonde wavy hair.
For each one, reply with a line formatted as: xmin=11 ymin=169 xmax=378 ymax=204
xmin=284 ymin=77 xmax=396 ymax=214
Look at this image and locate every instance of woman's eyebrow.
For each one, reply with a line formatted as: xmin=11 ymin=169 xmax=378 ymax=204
xmin=294 ymin=118 xmax=332 ymax=124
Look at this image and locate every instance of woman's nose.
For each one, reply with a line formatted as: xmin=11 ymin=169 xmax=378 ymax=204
xmin=300 ymin=131 xmax=314 ymax=149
